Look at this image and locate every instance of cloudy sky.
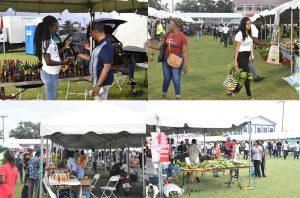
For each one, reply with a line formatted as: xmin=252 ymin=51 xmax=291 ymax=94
xmin=0 ymin=101 xmax=146 ymax=139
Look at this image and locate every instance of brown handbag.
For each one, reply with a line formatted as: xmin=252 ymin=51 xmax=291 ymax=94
xmin=167 ymin=34 xmax=183 ymax=68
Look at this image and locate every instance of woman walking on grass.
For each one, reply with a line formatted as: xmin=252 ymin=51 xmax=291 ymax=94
xmin=231 ymin=17 xmax=254 ymax=100
xmin=148 ymin=18 xmax=189 ymax=100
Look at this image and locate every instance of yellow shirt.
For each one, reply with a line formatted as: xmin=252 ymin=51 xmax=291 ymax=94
xmin=156 ymin=24 xmax=165 ymax=35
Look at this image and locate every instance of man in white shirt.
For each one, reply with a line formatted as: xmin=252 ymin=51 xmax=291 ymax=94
xmin=222 ymin=23 xmax=230 ymax=47
xmin=188 ymin=139 xmax=201 ymax=182
xmin=294 ymin=141 xmax=299 ymax=160
xmin=243 ymin=141 xmax=249 ymax=160
xmin=283 ymin=141 xmax=289 ymax=160
xmin=249 ymin=19 xmax=270 ymax=82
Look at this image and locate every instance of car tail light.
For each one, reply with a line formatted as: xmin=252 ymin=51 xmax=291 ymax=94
xmin=83 ymin=43 xmax=90 ymax=50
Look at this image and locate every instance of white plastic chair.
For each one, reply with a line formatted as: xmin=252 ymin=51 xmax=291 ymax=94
xmin=91 ymin=174 xmax=101 ymax=198
xmin=100 ymin=175 xmax=120 ymax=198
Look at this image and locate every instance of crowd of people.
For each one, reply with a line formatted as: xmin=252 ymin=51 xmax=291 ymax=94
xmin=0 ymin=145 xmax=145 ymax=198
xmin=144 ymin=137 xmax=300 ymax=183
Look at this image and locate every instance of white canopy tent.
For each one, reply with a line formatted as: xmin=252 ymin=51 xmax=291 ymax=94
xmin=1 ymin=138 xmax=21 ymax=149
xmin=40 ymin=102 xmax=146 ymax=148
xmin=39 ymin=102 xmax=147 ymax=197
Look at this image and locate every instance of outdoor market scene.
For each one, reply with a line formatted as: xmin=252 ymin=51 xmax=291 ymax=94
xmin=145 ymin=101 xmax=300 ymax=198
xmin=0 ymin=0 xmax=148 ymax=100
xmin=0 ymin=101 xmax=147 ymax=198
xmin=148 ymin=0 xmax=300 ymax=100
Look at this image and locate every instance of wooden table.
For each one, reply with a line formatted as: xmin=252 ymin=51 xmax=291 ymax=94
xmin=0 ymin=76 xmax=92 ymax=100
xmin=48 ymin=177 xmax=82 ymax=198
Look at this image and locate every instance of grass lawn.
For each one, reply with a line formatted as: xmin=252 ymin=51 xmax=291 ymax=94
xmin=13 ymin=157 xmax=299 ymax=197
xmin=0 ymin=51 xmax=147 ymax=100
xmin=148 ymin=36 xmax=299 ymax=100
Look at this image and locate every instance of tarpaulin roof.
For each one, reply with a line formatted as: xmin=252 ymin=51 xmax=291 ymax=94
xmin=0 ymin=0 xmax=148 ymax=13
xmin=40 ymin=102 xmax=146 ymax=149
xmin=146 ymin=101 xmax=249 ymax=135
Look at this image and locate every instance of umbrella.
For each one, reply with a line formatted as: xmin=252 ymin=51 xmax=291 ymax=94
xmin=0 ymin=0 xmax=148 ymax=13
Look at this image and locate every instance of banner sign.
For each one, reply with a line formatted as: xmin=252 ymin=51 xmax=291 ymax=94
xmin=151 ymin=132 xmax=169 ymax=163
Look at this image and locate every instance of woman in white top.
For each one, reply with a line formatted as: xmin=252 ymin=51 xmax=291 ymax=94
xmin=34 ymin=16 xmax=72 ymax=100
xmin=233 ymin=17 xmax=254 ymax=99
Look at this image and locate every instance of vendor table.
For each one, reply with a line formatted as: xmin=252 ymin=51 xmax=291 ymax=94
xmin=48 ymin=176 xmax=82 ymax=198
xmin=0 ymin=76 xmax=92 ymax=100
xmin=181 ymin=166 xmax=252 ymax=196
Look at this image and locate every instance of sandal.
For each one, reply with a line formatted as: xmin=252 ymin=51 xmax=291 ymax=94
xmin=248 ymin=96 xmax=255 ymax=100
xmin=226 ymin=92 xmax=235 ymax=96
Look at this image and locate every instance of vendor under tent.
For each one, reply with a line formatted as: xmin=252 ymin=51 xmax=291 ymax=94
xmin=39 ymin=102 xmax=147 ymax=197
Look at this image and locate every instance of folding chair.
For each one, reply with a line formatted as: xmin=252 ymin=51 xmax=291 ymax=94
xmin=91 ymin=174 xmax=101 ymax=198
xmin=100 ymin=175 xmax=120 ymax=198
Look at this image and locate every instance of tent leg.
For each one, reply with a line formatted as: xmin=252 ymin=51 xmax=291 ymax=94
xmin=126 ymin=141 xmax=129 ymax=173
xmin=248 ymin=122 xmax=252 ymax=187
xmin=142 ymin=136 xmax=145 ymax=198
xmin=204 ymin=130 xmax=206 ymax=154
xmin=39 ymin=136 xmax=44 ymax=198
xmin=104 ymin=146 xmax=106 ymax=172
xmin=51 ymin=139 xmax=53 ymax=164
xmin=109 ymin=142 xmax=112 ymax=171
xmin=290 ymin=9 xmax=293 ymax=75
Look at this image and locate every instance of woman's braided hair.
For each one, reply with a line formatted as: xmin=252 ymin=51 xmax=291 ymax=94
xmin=34 ymin=15 xmax=58 ymax=62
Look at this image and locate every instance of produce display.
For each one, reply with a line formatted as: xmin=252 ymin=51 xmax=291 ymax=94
xmin=0 ymin=59 xmax=90 ymax=83
xmin=174 ymin=159 xmax=248 ymax=170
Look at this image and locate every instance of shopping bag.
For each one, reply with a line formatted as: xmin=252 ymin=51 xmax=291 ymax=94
xmin=223 ymin=73 xmax=238 ymax=91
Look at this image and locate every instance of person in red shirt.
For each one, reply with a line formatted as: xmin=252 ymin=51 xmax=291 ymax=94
xmin=0 ymin=151 xmax=19 ymax=198
xmin=148 ymin=18 xmax=189 ymax=100
xmin=225 ymin=137 xmax=235 ymax=159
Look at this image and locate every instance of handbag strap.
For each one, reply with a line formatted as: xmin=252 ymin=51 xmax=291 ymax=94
xmin=168 ymin=33 xmax=172 ymax=54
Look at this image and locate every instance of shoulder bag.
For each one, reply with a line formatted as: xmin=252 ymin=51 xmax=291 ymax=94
xmin=167 ymin=34 xmax=183 ymax=68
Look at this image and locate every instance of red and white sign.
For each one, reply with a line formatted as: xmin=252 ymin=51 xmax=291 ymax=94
xmin=151 ymin=132 xmax=170 ymax=163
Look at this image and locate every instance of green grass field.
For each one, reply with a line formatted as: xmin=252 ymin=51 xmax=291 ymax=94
xmin=0 ymin=51 xmax=147 ymax=100
xmin=148 ymin=36 xmax=299 ymax=100
xmin=176 ymin=157 xmax=300 ymax=198
xmin=13 ymin=157 xmax=300 ymax=198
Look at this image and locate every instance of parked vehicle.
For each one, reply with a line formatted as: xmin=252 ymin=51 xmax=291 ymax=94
xmin=0 ymin=16 xmax=42 ymax=52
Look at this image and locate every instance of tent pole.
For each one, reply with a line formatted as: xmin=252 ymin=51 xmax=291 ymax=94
xmin=269 ymin=16 xmax=272 ymax=38
xmin=248 ymin=121 xmax=252 ymax=187
xmin=51 ymin=138 xmax=53 ymax=164
xmin=46 ymin=138 xmax=49 ymax=168
xmin=104 ymin=145 xmax=107 ymax=172
xmin=264 ymin=18 xmax=267 ymax=42
xmin=156 ymin=115 xmax=163 ymax=198
xmin=204 ymin=129 xmax=206 ymax=154
xmin=290 ymin=9 xmax=293 ymax=75
xmin=126 ymin=140 xmax=129 ymax=173
xmin=39 ymin=136 xmax=44 ymax=198
xmin=142 ymin=136 xmax=145 ymax=198
xmin=109 ymin=142 xmax=112 ymax=171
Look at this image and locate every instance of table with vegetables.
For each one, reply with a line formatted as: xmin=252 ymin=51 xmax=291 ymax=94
xmin=174 ymin=159 xmax=251 ymax=195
